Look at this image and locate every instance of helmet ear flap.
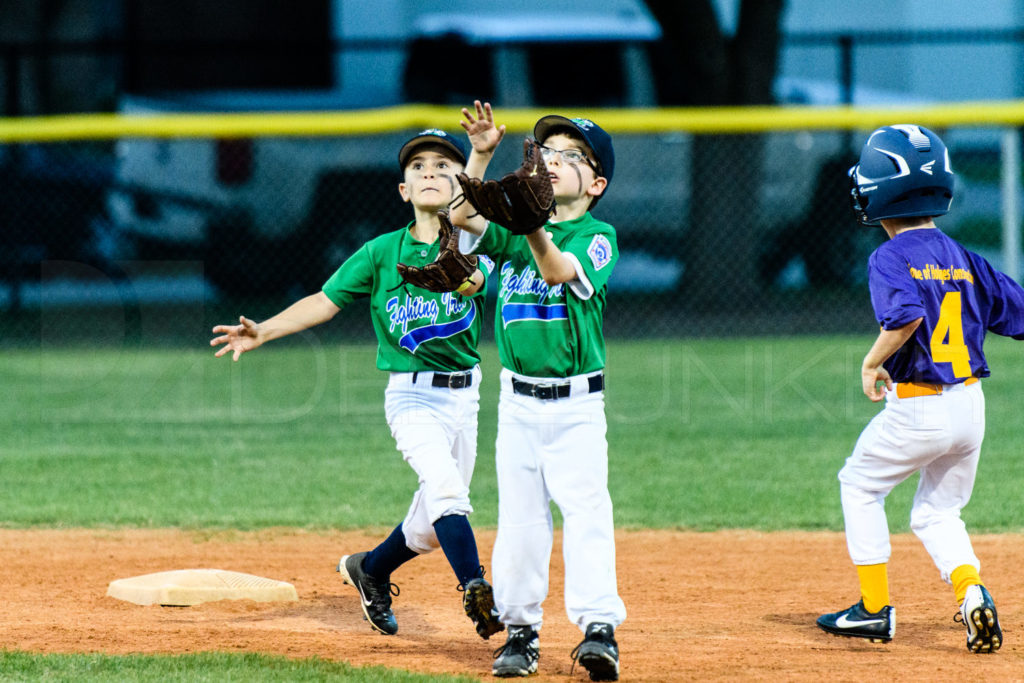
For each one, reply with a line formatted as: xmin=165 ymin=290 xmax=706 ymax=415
xmin=848 ymin=164 xmax=880 ymax=226
xmin=847 ymin=165 xmax=872 ymax=226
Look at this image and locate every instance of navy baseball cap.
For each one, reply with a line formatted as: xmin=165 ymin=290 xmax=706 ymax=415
xmin=533 ymin=115 xmax=615 ymax=184
xmin=398 ymin=128 xmax=467 ymax=170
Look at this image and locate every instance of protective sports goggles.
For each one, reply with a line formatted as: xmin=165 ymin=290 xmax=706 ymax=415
xmin=538 ymin=143 xmax=599 ymax=174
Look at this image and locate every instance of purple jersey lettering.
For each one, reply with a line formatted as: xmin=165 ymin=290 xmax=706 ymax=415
xmin=868 ymin=229 xmax=1024 ymax=383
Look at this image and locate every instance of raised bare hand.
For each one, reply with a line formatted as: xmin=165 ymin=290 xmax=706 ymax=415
xmin=460 ymin=100 xmax=506 ymax=154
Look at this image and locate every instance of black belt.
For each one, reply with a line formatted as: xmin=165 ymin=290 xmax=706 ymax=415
xmin=511 ymin=374 xmax=604 ymax=400
xmin=412 ymin=370 xmax=473 ymax=389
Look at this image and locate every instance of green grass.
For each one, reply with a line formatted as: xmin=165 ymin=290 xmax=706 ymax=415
xmin=2 ymin=336 xmax=1022 ymax=533
xmin=607 ymin=335 xmax=1024 ymax=531
xmin=4 ymin=335 xmax=1024 ymax=678
xmin=0 ymin=652 xmax=480 ymax=682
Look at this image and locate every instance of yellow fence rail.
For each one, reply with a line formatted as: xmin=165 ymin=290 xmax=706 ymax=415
xmin=3 ymin=100 xmax=1024 ymax=142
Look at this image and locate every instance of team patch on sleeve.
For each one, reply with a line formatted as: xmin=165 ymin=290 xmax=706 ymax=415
xmin=586 ymin=234 xmax=613 ymax=271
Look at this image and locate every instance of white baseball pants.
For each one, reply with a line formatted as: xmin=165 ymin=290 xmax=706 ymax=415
xmin=839 ymin=380 xmax=985 ymax=582
xmin=384 ymin=367 xmax=482 ymax=554
xmin=491 ymin=367 xmax=626 ymax=632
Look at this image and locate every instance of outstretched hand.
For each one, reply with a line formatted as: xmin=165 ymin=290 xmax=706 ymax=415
xmin=460 ymin=100 xmax=505 ymax=155
xmin=210 ymin=316 xmax=263 ymax=361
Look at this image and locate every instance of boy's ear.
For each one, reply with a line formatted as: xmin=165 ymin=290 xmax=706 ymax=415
xmin=398 ymin=181 xmax=411 ymax=203
xmin=588 ymin=176 xmax=608 ymax=198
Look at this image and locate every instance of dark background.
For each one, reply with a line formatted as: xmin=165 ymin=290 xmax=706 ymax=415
xmin=0 ymin=1 xmax=1014 ymax=344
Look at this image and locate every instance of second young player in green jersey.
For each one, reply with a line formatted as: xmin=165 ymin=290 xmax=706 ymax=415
xmin=211 ymin=129 xmax=503 ymax=644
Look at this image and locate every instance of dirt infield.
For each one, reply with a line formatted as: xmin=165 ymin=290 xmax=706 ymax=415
xmin=2 ymin=528 xmax=1021 ymax=681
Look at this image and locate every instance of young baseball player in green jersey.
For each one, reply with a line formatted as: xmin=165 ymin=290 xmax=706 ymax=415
xmin=210 ymin=129 xmax=504 ymax=642
xmin=449 ymin=101 xmax=626 ymax=681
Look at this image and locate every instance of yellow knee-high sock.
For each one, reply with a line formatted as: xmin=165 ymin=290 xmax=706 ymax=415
xmin=857 ymin=563 xmax=890 ymax=613
xmin=951 ymin=564 xmax=982 ymax=605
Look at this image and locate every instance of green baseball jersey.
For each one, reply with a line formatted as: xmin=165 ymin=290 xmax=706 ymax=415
xmin=471 ymin=213 xmax=617 ymax=377
xmin=322 ymin=222 xmax=493 ymax=372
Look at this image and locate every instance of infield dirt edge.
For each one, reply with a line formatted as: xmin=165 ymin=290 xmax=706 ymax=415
xmin=2 ymin=528 xmax=1021 ymax=681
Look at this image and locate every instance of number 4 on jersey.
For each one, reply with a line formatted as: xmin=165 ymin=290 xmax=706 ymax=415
xmin=930 ymin=291 xmax=972 ymax=378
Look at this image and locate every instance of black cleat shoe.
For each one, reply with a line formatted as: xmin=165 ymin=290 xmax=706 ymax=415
xmin=492 ymin=625 xmax=539 ymax=677
xmin=817 ymin=600 xmax=894 ymax=643
xmin=337 ymin=552 xmax=399 ymax=635
xmin=957 ymin=585 xmax=1002 ymax=653
xmin=460 ymin=577 xmax=505 ymax=640
xmin=571 ymin=622 xmax=619 ymax=681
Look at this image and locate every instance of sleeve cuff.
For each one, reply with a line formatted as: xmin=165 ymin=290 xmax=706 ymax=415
xmin=563 ymin=252 xmax=595 ymax=300
xmin=879 ymin=307 xmax=926 ymax=330
xmin=460 ymin=225 xmax=488 ymax=254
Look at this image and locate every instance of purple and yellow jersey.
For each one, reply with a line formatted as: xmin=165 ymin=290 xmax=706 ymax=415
xmin=868 ymin=228 xmax=1024 ymax=383
xmin=322 ymin=223 xmax=493 ymax=373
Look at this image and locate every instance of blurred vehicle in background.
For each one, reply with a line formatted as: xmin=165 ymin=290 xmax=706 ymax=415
xmin=105 ymin=0 xmax=661 ymax=297
xmin=0 ymin=145 xmax=115 ymax=307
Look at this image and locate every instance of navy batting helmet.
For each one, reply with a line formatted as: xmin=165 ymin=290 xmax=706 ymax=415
xmin=848 ymin=124 xmax=955 ymax=225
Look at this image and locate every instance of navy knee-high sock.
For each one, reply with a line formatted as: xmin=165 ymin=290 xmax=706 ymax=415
xmin=433 ymin=513 xmax=483 ymax=587
xmin=362 ymin=524 xmax=417 ymax=578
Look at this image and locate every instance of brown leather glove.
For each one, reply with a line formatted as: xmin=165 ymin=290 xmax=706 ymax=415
xmin=456 ymin=138 xmax=555 ymax=235
xmin=396 ymin=210 xmax=479 ymax=293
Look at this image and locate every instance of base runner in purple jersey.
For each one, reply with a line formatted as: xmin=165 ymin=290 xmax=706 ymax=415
xmin=816 ymin=124 xmax=1024 ymax=653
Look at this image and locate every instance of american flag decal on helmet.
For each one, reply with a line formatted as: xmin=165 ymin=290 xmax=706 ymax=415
xmin=892 ymin=124 xmax=932 ymax=150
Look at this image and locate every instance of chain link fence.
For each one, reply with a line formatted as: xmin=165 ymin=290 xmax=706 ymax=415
xmin=0 ymin=123 xmax=1017 ymax=346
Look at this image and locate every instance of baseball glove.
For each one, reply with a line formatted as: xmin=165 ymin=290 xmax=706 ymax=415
xmin=456 ymin=138 xmax=555 ymax=235
xmin=396 ymin=210 xmax=478 ymax=293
